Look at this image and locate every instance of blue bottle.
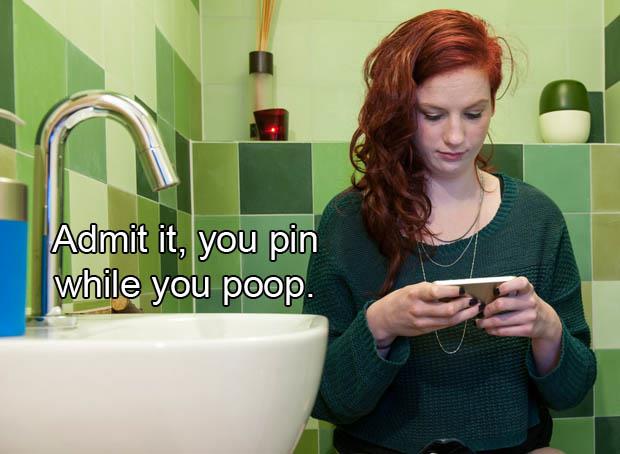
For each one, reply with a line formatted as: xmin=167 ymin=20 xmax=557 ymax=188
xmin=0 ymin=177 xmax=28 ymax=336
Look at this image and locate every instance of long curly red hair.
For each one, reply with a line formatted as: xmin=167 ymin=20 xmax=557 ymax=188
xmin=349 ymin=9 xmax=513 ymax=297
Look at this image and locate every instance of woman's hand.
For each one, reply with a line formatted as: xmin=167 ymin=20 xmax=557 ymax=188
xmin=366 ymin=281 xmax=481 ymax=347
xmin=475 ymin=276 xmax=562 ymax=341
xmin=476 ymin=276 xmax=563 ymax=374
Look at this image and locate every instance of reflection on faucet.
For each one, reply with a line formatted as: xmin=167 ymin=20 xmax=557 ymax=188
xmin=33 ymin=91 xmax=179 ymax=316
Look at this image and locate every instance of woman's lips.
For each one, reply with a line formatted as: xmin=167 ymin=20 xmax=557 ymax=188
xmin=437 ymin=151 xmax=466 ymax=160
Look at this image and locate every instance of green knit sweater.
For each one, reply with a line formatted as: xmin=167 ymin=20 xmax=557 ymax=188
xmin=303 ymin=172 xmax=597 ymax=453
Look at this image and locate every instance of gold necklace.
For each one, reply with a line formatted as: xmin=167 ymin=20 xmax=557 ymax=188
xmin=415 ymin=172 xmax=483 ymax=355
xmin=417 ymin=231 xmax=478 ymax=354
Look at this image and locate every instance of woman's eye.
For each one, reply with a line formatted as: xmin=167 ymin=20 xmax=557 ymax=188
xmin=465 ymin=112 xmax=482 ymax=119
xmin=424 ymin=114 xmax=442 ymax=121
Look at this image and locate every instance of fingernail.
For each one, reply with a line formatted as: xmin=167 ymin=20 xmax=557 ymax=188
xmin=460 ymin=286 xmax=465 ymax=296
xmin=493 ymin=287 xmax=500 ymax=297
xmin=476 ymin=303 xmax=486 ymax=319
xmin=468 ymin=298 xmax=478 ymax=306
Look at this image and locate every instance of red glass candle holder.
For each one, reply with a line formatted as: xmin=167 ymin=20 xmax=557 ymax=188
xmin=253 ymin=108 xmax=289 ymax=141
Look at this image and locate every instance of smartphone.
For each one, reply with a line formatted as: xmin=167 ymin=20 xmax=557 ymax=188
xmin=433 ymin=276 xmax=517 ymax=304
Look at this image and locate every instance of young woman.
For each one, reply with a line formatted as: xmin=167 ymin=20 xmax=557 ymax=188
xmin=303 ymin=9 xmax=596 ymax=454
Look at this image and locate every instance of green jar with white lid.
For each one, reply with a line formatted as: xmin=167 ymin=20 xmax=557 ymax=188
xmin=539 ymin=80 xmax=590 ymax=143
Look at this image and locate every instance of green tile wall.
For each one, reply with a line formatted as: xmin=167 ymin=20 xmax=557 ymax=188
xmin=190 ymin=141 xmax=620 ymax=453
xmin=0 ymin=0 xmax=202 ymax=314
xmin=0 ymin=0 xmax=15 ymax=148
xmin=202 ymin=0 xmax=604 ymax=142
xmin=606 ymin=15 xmax=620 ymax=90
xmin=606 ymin=1 xmax=620 ymax=143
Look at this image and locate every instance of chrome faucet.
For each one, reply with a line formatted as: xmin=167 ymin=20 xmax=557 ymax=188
xmin=33 ymin=91 xmax=179 ymax=316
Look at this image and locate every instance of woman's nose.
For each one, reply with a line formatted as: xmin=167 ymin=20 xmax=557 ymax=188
xmin=443 ymin=117 xmax=465 ymax=147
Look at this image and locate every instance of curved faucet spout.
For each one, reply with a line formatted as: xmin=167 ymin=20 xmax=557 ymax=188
xmin=34 ymin=90 xmax=179 ymax=316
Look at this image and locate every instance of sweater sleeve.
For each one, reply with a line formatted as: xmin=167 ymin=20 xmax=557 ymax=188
xmin=302 ymin=200 xmax=410 ymax=425
xmin=526 ymin=219 xmax=597 ymax=410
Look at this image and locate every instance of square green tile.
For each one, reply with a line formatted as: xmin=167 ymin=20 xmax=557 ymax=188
xmin=0 ymin=0 xmax=15 ymax=148
xmin=71 ymin=300 xmax=109 ymax=313
xmin=190 ymin=0 xmax=199 ymax=12
xmin=276 ymin=84 xmax=314 ymax=141
xmin=314 ymin=214 xmax=322 ymax=231
xmin=160 ymin=204 xmax=179 ymax=313
xmin=177 ymin=211 xmax=194 ymax=313
xmin=595 ymin=416 xmax=620 ymax=453
xmin=102 ymin=0 xmax=133 ymax=95
xmin=65 ymin=43 xmax=106 ymax=183
xmin=0 ymin=145 xmax=17 ymax=178
xmin=293 ymin=429 xmax=318 ymax=454
xmin=178 ymin=298 xmax=193 ymax=313
xmin=582 ymin=281 xmax=593 ymax=331
xmin=567 ymin=0 xmax=603 ymax=28
xmin=177 ymin=210 xmax=193 ymax=277
xmin=187 ymin=6 xmax=201 ymax=81
xmin=157 ymin=118 xmax=178 ymax=209
xmin=203 ymin=83 xmax=248 ymax=141
xmin=192 ymin=142 xmax=239 ymax=215
xmin=189 ymin=73 xmax=202 ymax=140
xmin=550 ymin=388 xmax=594 ymax=418
xmin=176 ymin=210 xmax=194 ymax=313
xmin=106 ymin=120 xmax=137 ymax=194
xmin=66 ymin=39 xmax=105 ymax=90
xmin=587 ymin=92 xmax=604 ymax=143
xmin=132 ymin=0 xmax=157 ymax=112
xmin=312 ymin=142 xmax=355 ymax=214
xmin=67 ymin=171 xmax=109 ymax=301
xmin=137 ymin=196 xmax=161 ymax=311
xmin=305 ymin=418 xmax=319 ymax=430
xmin=606 ymin=0 xmax=620 ymax=25
xmin=550 ymin=417 xmax=593 ymax=454
xmin=239 ymin=143 xmax=312 ymax=214
xmin=565 ymin=214 xmax=592 ymax=281
xmin=595 ymin=350 xmax=620 ymax=416
xmin=135 ymin=95 xmax=157 ymax=120
xmin=194 ymin=216 xmax=241 ymax=286
xmin=504 ymin=26 xmax=566 ymax=92
xmin=592 ymin=214 xmax=620 ymax=280
xmin=136 ymin=149 xmax=159 ymax=202
xmin=176 ymin=132 xmax=191 ymax=213
xmin=482 ymin=144 xmax=523 ymax=180
xmin=202 ymin=17 xmax=254 ymax=85
xmin=319 ymin=419 xmax=336 ymax=454
xmin=568 ymin=27 xmax=603 ymax=92
xmin=107 ymin=186 xmax=139 ymax=279
xmin=156 ymin=29 xmax=174 ymax=126
xmin=605 ymin=81 xmax=620 ymax=143
xmin=606 ymin=15 xmax=620 ymax=89
xmin=240 ymin=215 xmax=314 ymax=313
xmin=65 ymin=0 xmax=104 ymax=68
xmin=593 ymin=282 xmax=620 ymax=349
xmin=174 ymin=52 xmax=190 ymax=139
xmin=14 ymin=0 xmax=67 ymax=154
xmin=523 ymin=145 xmax=590 ymax=212
xmin=310 ymin=84 xmax=362 ymax=141
xmin=592 ymin=145 xmax=620 ymax=211
xmin=196 ymin=288 xmax=242 ymax=313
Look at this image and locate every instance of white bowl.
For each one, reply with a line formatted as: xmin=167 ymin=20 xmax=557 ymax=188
xmin=0 ymin=313 xmax=328 ymax=454
xmin=539 ymin=110 xmax=591 ymax=143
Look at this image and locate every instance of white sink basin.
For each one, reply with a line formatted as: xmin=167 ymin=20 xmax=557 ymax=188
xmin=0 ymin=313 xmax=328 ymax=454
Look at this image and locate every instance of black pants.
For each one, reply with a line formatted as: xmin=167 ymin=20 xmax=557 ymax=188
xmin=333 ymin=407 xmax=553 ymax=454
